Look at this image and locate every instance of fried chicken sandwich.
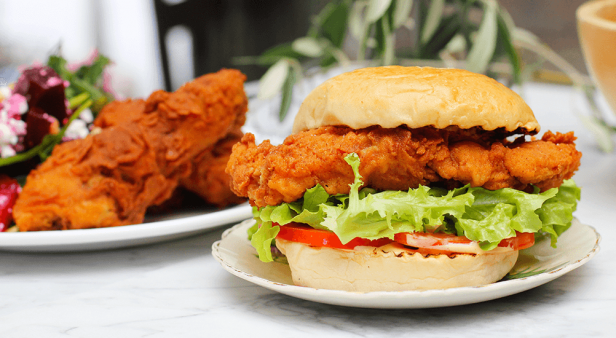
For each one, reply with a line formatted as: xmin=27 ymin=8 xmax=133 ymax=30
xmin=226 ymin=66 xmax=582 ymax=292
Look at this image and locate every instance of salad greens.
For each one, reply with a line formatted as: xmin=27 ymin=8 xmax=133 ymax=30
xmin=250 ymin=153 xmax=580 ymax=262
xmin=0 ymin=95 xmax=92 ymax=167
xmin=47 ymin=54 xmax=114 ymax=114
xmin=0 ymin=53 xmax=114 ymax=170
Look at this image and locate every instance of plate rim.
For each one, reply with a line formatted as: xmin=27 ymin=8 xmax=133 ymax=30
xmin=212 ymin=218 xmax=601 ymax=308
xmin=0 ymin=204 xmax=253 ymax=250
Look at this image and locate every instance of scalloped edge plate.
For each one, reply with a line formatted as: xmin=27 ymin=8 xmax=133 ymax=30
xmin=213 ymin=218 xmax=600 ymax=309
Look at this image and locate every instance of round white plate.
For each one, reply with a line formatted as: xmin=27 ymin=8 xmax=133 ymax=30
xmin=0 ymin=204 xmax=252 ymax=252
xmin=213 ymin=218 xmax=600 ymax=309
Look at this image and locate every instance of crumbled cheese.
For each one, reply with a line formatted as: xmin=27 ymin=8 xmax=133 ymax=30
xmin=0 ymin=86 xmax=11 ymax=100
xmin=64 ymin=118 xmax=89 ymax=140
xmin=6 ymin=94 xmax=27 ymax=116
xmin=1 ymin=144 xmax=16 ymax=158
xmin=0 ymin=92 xmax=28 ymax=158
xmin=79 ymin=108 xmax=94 ymax=123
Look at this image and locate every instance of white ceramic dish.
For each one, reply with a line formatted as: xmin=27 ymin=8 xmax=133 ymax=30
xmin=213 ymin=218 xmax=600 ymax=309
xmin=0 ymin=204 xmax=252 ymax=252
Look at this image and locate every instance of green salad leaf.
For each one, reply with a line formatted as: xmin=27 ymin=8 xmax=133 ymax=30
xmin=250 ymin=153 xmax=580 ymax=262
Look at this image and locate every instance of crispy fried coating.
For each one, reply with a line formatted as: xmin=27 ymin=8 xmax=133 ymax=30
xmin=93 ymin=98 xmax=146 ymax=127
xmin=14 ymin=126 xmax=177 ymax=231
xmin=14 ymin=69 xmax=248 ymax=231
xmin=179 ymin=128 xmax=246 ymax=208
xmin=95 ymin=75 xmax=247 ymax=208
xmin=226 ymin=126 xmax=582 ymax=207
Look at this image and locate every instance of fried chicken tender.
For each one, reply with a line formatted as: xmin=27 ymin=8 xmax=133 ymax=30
xmin=226 ymin=126 xmax=582 ymax=207
xmin=179 ymin=128 xmax=246 ymax=208
xmin=14 ymin=69 xmax=248 ymax=231
xmin=14 ymin=126 xmax=176 ymax=230
xmin=95 ymin=77 xmax=247 ymax=209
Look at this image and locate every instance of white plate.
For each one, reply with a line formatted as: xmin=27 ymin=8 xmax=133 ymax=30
xmin=213 ymin=218 xmax=600 ymax=309
xmin=0 ymin=204 xmax=252 ymax=252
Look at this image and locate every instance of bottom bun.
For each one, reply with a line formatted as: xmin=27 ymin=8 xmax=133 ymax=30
xmin=276 ymin=239 xmax=518 ymax=292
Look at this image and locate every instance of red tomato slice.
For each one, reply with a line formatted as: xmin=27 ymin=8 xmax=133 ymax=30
xmin=497 ymin=232 xmax=535 ymax=250
xmin=275 ymin=223 xmax=393 ymax=250
xmin=274 ymin=223 xmax=534 ymax=254
xmin=394 ymin=231 xmax=535 ymax=254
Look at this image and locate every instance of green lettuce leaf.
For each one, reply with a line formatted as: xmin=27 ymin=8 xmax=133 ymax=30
xmin=250 ymin=219 xmax=280 ymax=263
xmin=250 ymin=153 xmax=581 ymax=262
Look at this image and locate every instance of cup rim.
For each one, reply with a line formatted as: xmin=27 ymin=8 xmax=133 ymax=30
xmin=577 ymin=0 xmax=616 ymax=30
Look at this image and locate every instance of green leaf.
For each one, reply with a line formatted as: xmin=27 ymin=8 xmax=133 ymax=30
xmin=358 ymin=22 xmax=375 ymax=61
xmin=444 ymin=34 xmax=466 ymax=53
xmin=47 ymin=55 xmax=73 ymax=80
xmin=385 ymin=0 xmax=397 ymax=36
xmin=292 ymin=37 xmax=324 ymax=58
xmin=460 ymin=186 xmax=558 ymax=249
xmin=278 ymin=65 xmax=296 ymax=122
xmin=349 ymin=1 xmax=368 ymax=40
xmin=75 ymin=54 xmax=111 ymax=85
xmin=302 ymin=184 xmax=332 ymax=212
xmin=321 ymin=1 xmax=350 ymax=48
xmin=308 ymin=1 xmax=340 ymax=37
xmin=323 ymin=45 xmax=350 ymax=68
xmin=419 ymin=13 xmax=461 ymax=59
xmin=393 ymin=0 xmax=414 ymax=28
xmin=374 ymin=17 xmax=386 ymax=58
xmin=382 ymin=14 xmax=395 ymax=65
xmin=258 ymin=59 xmax=289 ymax=100
xmin=250 ymin=221 xmax=280 ymax=263
xmin=466 ymin=0 xmax=498 ymax=74
xmin=260 ymin=43 xmax=304 ymax=62
xmin=366 ymin=0 xmax=392 ymax=23
xmin=496 ymin=9 xmax=521 ymax=84
xmin=512 ymin=27 xmax=540 ymax=45
xmin=68 ymin=92 xmax=90 ymax=109
xmin=420 ymin=0 xmax=444 ymax=44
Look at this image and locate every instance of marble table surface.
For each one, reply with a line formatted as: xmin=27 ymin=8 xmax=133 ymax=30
xmin=1 ymin=82 xmax=615 ymax=337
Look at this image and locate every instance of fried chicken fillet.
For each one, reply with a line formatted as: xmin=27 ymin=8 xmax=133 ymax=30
xmin=14 ymin=69 xmax=247 ymax=231
xmin=94 ymin=80 xmax=247 ymax=209
xmin=227 ymin=126 xmax=581 ymax=208
xmin=179 ymin=128 xmax=246 ymax=208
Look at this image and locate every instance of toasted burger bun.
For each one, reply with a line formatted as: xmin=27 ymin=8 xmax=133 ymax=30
xmin=292 ymin=66 xmax=539 ymax=134
xmin=276 ymin=238 xmax=519 ymax=292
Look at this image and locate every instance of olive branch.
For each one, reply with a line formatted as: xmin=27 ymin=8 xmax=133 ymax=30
xmin=235 ymin=0 xmax=613 ymax=152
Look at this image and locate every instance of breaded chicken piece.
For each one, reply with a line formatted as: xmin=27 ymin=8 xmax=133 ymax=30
xmin=137 ymin=70 xmax=248 ymax=177
xmin=180 ymin=128 xmax=246 ymax=208
xmin=14 ymin=69 xmax=248 ymax=231
xmin=226 ymin=126 xmax=582 ymax=207
xmin=14 ymin=125 xmax=177 ymax=230
xmin=95 ymin=81 xmax=246 ymax=209
xmin=93 ymin=98 xmax=146 ymax=127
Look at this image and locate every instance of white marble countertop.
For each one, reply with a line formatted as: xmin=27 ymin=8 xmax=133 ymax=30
xmin=1 ymin=82 xmax=615 ymax=337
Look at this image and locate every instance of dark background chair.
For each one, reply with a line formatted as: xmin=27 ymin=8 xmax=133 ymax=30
xmin=153 ymin=0 xmax=328 ymax=91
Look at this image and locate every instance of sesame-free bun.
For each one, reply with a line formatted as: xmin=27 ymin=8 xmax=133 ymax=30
xmin=292 ymin=66 xmax=539 ymax=134
xmin=276 ymin=238 xmax=518 ymax=292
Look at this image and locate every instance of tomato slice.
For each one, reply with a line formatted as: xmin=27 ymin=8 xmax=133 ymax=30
xmin=275 ymin=223 xmax=393 ymax=250
xmin=498 ymin=232 xmax=535 ymax=250
xmin=394 ymin=231 xmax=535 ymax=254
xmin=274 ymin=223 xmax=535 ymax=254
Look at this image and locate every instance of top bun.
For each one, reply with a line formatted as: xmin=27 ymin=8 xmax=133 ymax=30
xmin=292 ymin=66 xmax=540 ymax=134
